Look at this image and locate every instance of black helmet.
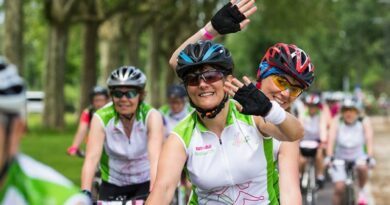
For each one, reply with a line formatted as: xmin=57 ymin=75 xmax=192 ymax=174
xmin=176 ymin=40 xmax=234 ymax=79
xmin=167 ymin=84 xmax=186 ymax=98
xmin=107 ymin=66 xmax=146 ymax=89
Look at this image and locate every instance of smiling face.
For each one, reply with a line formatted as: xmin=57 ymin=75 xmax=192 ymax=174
xmin=184 ymin=65 xmax=227 ymax=111
xmin=111 ymin=87 xmax=142 ymax=115
xmin=260 ymin=74 xmax=303 ymax=109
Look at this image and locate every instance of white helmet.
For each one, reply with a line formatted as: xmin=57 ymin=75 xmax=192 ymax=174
xmin=0 ymin=57 xmax=26 ymax=115
xmin=106 ymin=66 xmax=146 ymax=89
xmin=341 ymin=97 xmax=359 ymax=111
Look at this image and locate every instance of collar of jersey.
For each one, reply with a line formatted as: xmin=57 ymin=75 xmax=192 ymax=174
xmin=195 ymin=100 xmax=235 ymax=132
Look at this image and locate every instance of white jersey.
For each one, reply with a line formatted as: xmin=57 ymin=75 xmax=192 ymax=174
xmin=334 ymin=119 xmax=366 ymax=160
xmin=95 ymin=102 xmax=156 ymax=186
xmin=172 ymin=100 xmax=278 ymax=205
xmin=302 ymin=111 xmax=321 ymax=141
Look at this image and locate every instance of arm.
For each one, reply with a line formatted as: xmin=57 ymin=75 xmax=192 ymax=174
xmin=319 ymin=110 xmax=328 ymax=145
xmin=255 ymin=112 xmax=304 ymax=142
xmin=326 ymin=118 xmax=339 ymax=157
xmin=146 ymin=110 xmax=164 ymax=192
xmin=81 ymin=115 xmax=105 ymax=191
xmin=225 ymin=77 xmax=304 ymax=141
xmin=168 ymin=0 xmax=256 ymax=69
xmin=278 ymin=141 xmax=302 ymax=205
xmin=362 ymin=117 xmax=374 ymax=157
xmin=146 ymin=134 xmax=187 ymax=205
xmin=67 ymin=112 xmax=89 ymax=155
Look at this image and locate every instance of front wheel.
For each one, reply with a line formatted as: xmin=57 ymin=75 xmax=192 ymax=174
xmin=344 ymin=185 xmax=355 ymax=205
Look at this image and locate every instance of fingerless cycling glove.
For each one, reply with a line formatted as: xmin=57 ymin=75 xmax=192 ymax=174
xmin=233 ymin=83 xmax=272 ymax=117
xmin=211 ymin=2 xmax=246 ymax=34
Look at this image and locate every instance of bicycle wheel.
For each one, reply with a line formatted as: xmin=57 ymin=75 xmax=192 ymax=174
xmin=345 ymin=185 xmax=355 ymax=205
xmin=303 ymin=160 xmax=317 ymax=205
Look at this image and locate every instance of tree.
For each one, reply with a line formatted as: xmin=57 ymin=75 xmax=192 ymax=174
xmin=43 ymin=0 xmax=78 ymax=130
xmin=3 ymin=0 xmax=23 ymax=74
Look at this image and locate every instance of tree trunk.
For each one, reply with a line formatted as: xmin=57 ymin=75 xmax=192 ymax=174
xmin=145 ymin=23 xmax=162 ymax=108
xmin=3 ymin=0 xmax=23 ymax=74
xmin=127 ymin=19 xmax=145 ymax=67
xmin=79 ymin=21 xmax=99 ymax=113
xmin=43 ymin=24 xmax=68 ymax=130
xmin=99 ymin=16 xmax=123 ymax=81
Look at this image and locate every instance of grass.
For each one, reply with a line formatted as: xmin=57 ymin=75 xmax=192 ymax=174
xmin=20 ymin=113 xmax=85 ymax=186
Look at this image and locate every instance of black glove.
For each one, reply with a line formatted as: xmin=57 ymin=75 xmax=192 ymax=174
xmin=233 ymin=83 xmax=272 ymax=117
xmin=211 ymin=2 xmax=247 ymax=34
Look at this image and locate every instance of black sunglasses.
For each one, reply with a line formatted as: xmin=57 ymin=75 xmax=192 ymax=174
xmin=184 ymin=70 xmax=225 ymax=86
xmin=111 ymin=90 xmax=139 ymax=99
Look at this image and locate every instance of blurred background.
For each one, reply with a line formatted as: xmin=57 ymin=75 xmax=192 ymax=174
xmin=0 ymin=0 xmax=389 ymax=203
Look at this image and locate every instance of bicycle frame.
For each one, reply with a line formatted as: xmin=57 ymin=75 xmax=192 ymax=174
xmin=333 ymin=159 xmax=357 ymax=205
xmin=301 ymin=155 xmax=317 ymax=205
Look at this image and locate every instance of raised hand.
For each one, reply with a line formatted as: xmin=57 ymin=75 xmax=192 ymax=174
xmin=211 ymin=0 xmax=257 ymax=34
xmin=224 ymin=76 xmax=272 ymax=117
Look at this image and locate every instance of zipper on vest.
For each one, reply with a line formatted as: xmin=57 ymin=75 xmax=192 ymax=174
xmin=219 ymin=138 xmax=222 ymax=145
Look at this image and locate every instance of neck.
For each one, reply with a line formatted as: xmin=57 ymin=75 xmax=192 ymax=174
xmin=197 ymin=101 xmax=229 ymax=137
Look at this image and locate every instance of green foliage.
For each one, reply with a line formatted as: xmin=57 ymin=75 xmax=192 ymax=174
xmin=23 ymin=0 xmax=47 ymax=89
xmin=21 ymin=113 xmax=83 ymax=185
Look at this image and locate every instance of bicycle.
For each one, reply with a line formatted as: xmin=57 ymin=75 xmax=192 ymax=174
xmin=300 ymin=140 xmax=320 ymax=205
xmin=332 ymin=158 xmax=367 ymax=205
xmin=96 ymin=193 xmax=148 ymax=205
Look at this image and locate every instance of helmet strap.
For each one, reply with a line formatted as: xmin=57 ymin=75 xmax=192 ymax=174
xmin=188 ymin=93 xmax=229 ymax=119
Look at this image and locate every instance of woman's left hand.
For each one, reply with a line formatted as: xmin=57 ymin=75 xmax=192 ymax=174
xmin=224 ymin=76 xmax=272 ymax=117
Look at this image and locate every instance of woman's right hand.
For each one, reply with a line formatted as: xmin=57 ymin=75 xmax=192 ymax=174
xmin=210 ymin=0 xmax=257 ymax=35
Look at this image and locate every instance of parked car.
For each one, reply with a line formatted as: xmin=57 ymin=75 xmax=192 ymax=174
xmin=26 ymin=91 xmax=44 ymax=113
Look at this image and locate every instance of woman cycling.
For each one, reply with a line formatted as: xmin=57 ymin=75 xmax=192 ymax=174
xmin=298 ymin=93 xmax=328 ymax=191
xmin=0 ymin=57 xmax=90 ymax=204
xmin=147 ymin=5 xmax=304 ymax=205
xmin=252 ymin=43 xmax=316 ymax=204
xmin=67 ymin=86 xmax=110 ymax=156
xmin=326 ymin=98 xmax=375 ymax=205
xmin=160 ymin=0 xmax=314 ymax=203
xmin=81 ymin=66 xmax=164 ymax=201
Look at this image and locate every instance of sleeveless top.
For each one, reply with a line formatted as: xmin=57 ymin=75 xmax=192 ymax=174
xmin=95 ymin=102 xmax=156 ymax=186
xmin=172 ymin=100 xmax=278 ymax=205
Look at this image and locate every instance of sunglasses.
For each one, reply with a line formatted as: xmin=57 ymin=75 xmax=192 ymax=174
xmin=270 ymin=75 xmax=303 ymax=97
xmin=184 ymin=70 xmax=225 ymax=86
xmin=111 ymin=90 xmax=139 ymax=99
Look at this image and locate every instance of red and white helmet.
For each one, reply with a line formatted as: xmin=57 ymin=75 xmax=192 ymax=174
xmin=261 ymin=43 xmax=315 ymax=88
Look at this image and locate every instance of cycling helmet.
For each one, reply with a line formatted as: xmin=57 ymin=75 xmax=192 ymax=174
xmin=167 ymin=84 xmax=186 ymax=98
xmin=341 ymin=97 xmax=359 ymax=111
xmin=259 ymin=43 xmax=315 ymax=89
xmin=304 ymin=93 xmax=321 ymax=106
xmin=0 ymin=57 xmax=26 ymax=114
xmin=90 ymin=86 xmax=109 ymax=98
xmin=176 ymin=40 xmax=234 ymax=79
xmin=107 ymin=66 xmax=146 ymax=89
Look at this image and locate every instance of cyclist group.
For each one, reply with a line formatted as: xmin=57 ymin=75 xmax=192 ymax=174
xmin=0 ymin=0 xmax=376 ymax=204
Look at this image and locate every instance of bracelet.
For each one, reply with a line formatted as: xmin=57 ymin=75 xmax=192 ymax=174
xmin=264 ymin=101 xmax=286 ymax=125
xmin=81 ymin=189 xmax=92 ymax=198
xmin=201 ymin=28 xmax=214 ymax=40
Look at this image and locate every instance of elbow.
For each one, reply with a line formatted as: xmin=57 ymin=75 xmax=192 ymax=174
xmin=289 ymin=125 xmax=304 ymax=142
xmin=169 ymin=58 xmax=177 ymax=70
